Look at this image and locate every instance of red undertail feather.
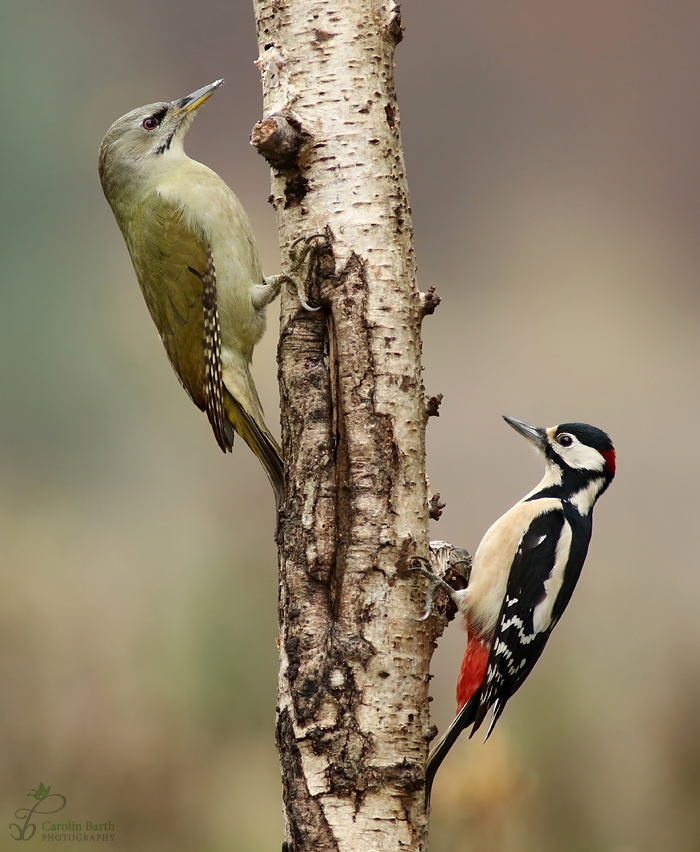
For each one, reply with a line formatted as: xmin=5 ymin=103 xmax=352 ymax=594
xmin=456 ymin=638 xmax=490 ymax=713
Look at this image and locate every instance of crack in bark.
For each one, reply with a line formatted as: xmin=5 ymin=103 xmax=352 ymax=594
xmin=277 ymin=708 xmax=338 ymax=852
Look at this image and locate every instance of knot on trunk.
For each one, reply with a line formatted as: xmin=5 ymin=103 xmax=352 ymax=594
xmin=251 ymin=110 xmax=310 ymax=171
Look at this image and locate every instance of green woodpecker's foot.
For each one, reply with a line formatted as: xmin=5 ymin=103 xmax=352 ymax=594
xmin=253 ymin=275 xmax=284 ymax=310
xmin=285 ymin=233 xmax=328 ymax=311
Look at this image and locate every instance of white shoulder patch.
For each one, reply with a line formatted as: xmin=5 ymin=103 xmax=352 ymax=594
xmin=532 ymin=519 xmax=573 ymax=633
xmin=466 ymin=498 xmax=562 ymax=636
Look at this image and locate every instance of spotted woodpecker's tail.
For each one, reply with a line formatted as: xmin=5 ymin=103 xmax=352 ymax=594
xmin=425 ymin=692 xmax=480 ymax=805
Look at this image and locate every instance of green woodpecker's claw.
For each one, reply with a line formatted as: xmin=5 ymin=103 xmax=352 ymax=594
xmin=286 ymin=234 xmax=328 ymax=311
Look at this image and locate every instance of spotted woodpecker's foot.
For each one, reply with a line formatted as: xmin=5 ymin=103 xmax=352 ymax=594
xmin=409 ymin=558 xmax=461 ymax=621
xmin=284 ymin=233 xmax=328 ymax=311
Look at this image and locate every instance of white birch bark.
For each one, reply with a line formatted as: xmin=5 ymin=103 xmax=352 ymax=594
xmin=250 ymin=2 xmax=449 ymax=849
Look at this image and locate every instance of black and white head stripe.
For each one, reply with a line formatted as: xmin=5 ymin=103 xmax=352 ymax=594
xmin=554 ymin=423 xmax=614 ymax=453
xmin=546 ymin=423 xmax=616 ymax=475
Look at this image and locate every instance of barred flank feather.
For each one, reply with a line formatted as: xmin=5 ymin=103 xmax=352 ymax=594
xmin=198 ymin=245 xmax=234 ymax=451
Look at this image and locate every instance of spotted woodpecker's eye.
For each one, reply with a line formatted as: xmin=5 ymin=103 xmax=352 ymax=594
xmin=142 ymin=117 xmax=159 ymax=130
xmin=557 ymin=434 xmax=574 ymax=447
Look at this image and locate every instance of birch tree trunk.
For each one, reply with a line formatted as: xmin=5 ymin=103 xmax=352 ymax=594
xmin=251 ymin=3 xmax=446 ymax=849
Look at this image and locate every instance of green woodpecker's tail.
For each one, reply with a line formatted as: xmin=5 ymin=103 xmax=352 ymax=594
xmin=224 ymin=390 xmax=284 ymax=506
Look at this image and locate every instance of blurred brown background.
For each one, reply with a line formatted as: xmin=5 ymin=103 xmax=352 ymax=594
xmin=1 ymin=2 xmax=699 ymax=850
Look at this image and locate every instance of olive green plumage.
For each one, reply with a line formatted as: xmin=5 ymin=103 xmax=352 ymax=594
xmin=98 ymin=81 xmax=283 ymax=503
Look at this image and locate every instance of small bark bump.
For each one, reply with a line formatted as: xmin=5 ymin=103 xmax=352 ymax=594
xmin=387 ymin=6 xmax=405 ymax=44
xmin=424 ymin=724 xmax=439 ymax=743
xmin=428 ymin=493 xmax=446 ymax=521
xmin=426 ymin=393 xmax=443 ymax=418
xmin=420 ymin=286 xmax=441 ymax=317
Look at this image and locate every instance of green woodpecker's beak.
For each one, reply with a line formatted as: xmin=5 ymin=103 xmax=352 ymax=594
xmin=503 ymin=415 xmax=548 ymax=451
xmin=173 ymin=79 xmax=224 ymax=114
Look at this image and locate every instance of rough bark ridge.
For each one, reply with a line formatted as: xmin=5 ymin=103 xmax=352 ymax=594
xmin=252 ymin=2 xmax=444 ymax=849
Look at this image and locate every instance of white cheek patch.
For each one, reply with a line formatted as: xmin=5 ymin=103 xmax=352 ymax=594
xmin=532 ymin=519 xmax=573 ymax=633
xmin=557 ymin=441 xmax=606 ymax=471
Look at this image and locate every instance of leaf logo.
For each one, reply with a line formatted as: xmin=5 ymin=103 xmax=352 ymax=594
xmin=27 ymin=784 xmax=51 ymax=802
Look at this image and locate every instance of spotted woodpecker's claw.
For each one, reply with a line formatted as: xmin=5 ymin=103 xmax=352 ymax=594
xmin=447 ymin=549 xmax=473 ymax=584
xmin=409 ymin=559 xmax=458 ymax=621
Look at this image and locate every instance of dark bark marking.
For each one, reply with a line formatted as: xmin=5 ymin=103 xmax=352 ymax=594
xmin=277 ymin=708 xmax=338 ymax=852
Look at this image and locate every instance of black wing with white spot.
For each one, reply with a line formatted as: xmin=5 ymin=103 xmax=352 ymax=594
xmin=471 ymin=506 xmax=570 ymax=737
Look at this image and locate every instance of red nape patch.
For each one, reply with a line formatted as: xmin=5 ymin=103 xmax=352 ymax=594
xmin=456 ymin=639 xmax=490 ymax=712
xmin=601 ymin=448 xmax=616 ymax=475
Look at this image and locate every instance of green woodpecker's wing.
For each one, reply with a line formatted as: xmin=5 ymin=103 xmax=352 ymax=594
xmin=131 ymin=193 xmax=233 ymax=451
xmin=191 ymin=248 xmax=233 ymax=452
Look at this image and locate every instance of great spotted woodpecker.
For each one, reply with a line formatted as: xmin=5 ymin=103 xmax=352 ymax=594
xmin=423 ymin=416 xmax=615 ymax=800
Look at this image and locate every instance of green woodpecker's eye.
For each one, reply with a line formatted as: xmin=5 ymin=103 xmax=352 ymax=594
xmin=142 ymin=117 xmax=159 ymax=130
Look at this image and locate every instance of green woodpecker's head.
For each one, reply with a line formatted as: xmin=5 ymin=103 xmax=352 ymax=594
xmin=98 ymin=79 xmax=223 ymax=201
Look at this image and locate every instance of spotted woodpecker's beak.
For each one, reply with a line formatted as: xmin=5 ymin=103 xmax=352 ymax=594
xmin=172 ymin=79 xmax=224 ymax=115
xmin=503 ymin=415 xmax=548 ymax=452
